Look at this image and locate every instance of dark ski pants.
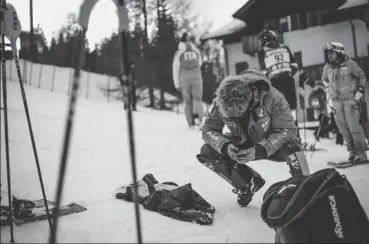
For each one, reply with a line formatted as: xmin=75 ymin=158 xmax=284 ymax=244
xmin=315 ymin=112 xmax=344 ymax=144
xmin=270 ymin=73 xmax=300 ymax=138
xmin=270 ymin=73 xmax=297 ymax=110
xmin=198 ymin=140 xmax=308 ymax=190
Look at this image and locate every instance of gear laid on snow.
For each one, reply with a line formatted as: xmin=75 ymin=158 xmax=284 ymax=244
xmin=0 ymin=196 xmax=86 ymax=226
xmin=115 ymin=174 xmax=215 ymax=225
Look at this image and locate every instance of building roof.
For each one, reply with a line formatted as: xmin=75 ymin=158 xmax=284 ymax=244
xmin=200 ymin=19 xmax=246 ymax=41
xmin=202 ymin=0 xmax=361 ymax=41
xmin=338 ymin=0 xmax=368 ymax=9
xmin=232 ymin=0 xmax=346 ymax=22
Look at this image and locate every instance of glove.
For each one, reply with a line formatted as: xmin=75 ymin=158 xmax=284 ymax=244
xmin=354 ymin=86 xmax=364 ymax=101
xmin=234 ymin=147 xmax=256 ymax=164
xmin=224 ymin=143 xmax=239 ymax=161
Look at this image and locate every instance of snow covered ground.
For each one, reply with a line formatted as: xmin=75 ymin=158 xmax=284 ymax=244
xmin=1 ymin=80 xmax=368 ymax=243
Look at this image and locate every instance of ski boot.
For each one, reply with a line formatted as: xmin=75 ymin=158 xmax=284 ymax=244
xmin=12 ymin=196 xmax=36 ymax=219
xmin=348 ymin=151 xmax=356 ymax=163
xmin=353 ymin=152 xmax=368 ymax=164
xmin=233 ymin=171 xmax=265 ymax=207
xmin=193 ymin=114 xmax=203 ymax=130
xmin=0 ymin=206 xmax=11 ymax=225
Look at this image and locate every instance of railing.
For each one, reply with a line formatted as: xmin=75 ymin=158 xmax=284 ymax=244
xmin=5 ymin=59 xmax=116 ymax=102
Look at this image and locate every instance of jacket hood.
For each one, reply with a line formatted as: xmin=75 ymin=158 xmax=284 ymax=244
xmin=215 ymin=70 xmax=271 ymax=117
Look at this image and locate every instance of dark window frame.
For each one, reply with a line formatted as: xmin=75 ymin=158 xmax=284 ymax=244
xmin=235 ymin=61 xmax=249 ymax=74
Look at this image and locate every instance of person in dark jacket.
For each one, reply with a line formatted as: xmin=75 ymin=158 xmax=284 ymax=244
xmin=258 ymin=30 xmax=299 ymax=111
xmin=197 ymin=70 xmax=310 ymax=208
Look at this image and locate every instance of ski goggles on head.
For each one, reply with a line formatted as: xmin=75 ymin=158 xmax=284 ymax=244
xmin=323 ymin=42 xmax=344 ymax=53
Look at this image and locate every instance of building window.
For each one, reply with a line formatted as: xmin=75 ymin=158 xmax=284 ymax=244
xmin=290 ymin=11 xmax=321 ymax=31
xmin=290 ymin=13 xmax=300 ymax=31
xmin=294 ymin=51 xmax=303 ymax=68
xmin=235 ymin=62 xmax=249 ymax=74
xmin=263 ymin=19 xmax=279 ymax=31
xmin=279 ymin=17 xmax=289 ymax=32
xmin=364 ymin=10 xmax=369 ymax=24
xmin=307 ymin=10 xmax=321 ymax=27
xmin=299 ymin=12 xmax=308 ymax=29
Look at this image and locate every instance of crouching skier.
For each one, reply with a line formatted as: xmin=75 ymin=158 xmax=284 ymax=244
xmin=196 ymin=70 xmax=310 ymax=208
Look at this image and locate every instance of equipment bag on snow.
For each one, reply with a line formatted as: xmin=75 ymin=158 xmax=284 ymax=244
xmin=308 ymin=88 xmax=327 ymax=111
xmin=261 ymin=168 xmax=369 ymax=243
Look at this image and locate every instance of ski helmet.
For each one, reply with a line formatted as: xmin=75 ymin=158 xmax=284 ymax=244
xmin=324 ymin=42 xmax=345 ymax=62
xmin=324 ymin=42 xmax=345 ymax=54
xmin=259 ymin=30 xmax=279 ymax=48
xmin=181 ymin=32 xmax=189 ymax=42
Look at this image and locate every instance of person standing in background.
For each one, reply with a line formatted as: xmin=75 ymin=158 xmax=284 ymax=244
xmin=172 ymin=32 xmax=204 ymax=129
xmin=257 ymin=30 xmax=300 ymax=134
xmin=321 ymin=42 xmax=368 ymax=163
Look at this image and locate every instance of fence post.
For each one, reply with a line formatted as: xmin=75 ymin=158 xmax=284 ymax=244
xmin=107 ymin=75 xmax=110 ymax=103
xmin=68 ymin=68 xmax=72 ymax=95
xmin=9 ymin=60 xmax=12 ymax=81
xmin=86 ymin=70 xmax=90 ymax=99
xmin=29 ymin=61 xmax=33 ymax=86
xmin=23 ymin=59 xmax=27 ymax=84
xmin=38 ymin=64 xmax=43 ymax=88
xmin=51 ymin=65 xmax=56 ymax=92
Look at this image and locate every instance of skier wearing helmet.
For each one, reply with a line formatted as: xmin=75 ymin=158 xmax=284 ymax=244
xmin=322 ymin=41 xmax=368 ymax=163
xmin=258 ymin=30 xmax=300 ymax=113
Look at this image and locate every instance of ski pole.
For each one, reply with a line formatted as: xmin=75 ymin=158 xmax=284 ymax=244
xmin=48 ymin=29 xmax=86 ymax=244
xmin=310 ymin=95 xmax=331 ymax=158
xmin=1 ymin=19 xmax=15 ymax=244
xmin=1 ymin=1 xmax=20 ymax=241
xmin=116 ymin=0 xmax=142 ymax=242
xmin=13 ymin=53 xmax=53 ymax=229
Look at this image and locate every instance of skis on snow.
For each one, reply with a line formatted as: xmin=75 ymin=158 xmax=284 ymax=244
xmin=327 ymin=160 xmax=369 ymax=169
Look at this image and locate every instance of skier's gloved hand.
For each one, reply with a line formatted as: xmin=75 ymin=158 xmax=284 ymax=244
xmin=222 ymin=143 xmax=239 ymax=160
xmin=234 ymin=148 xmax=256 ymax=164
xmin=354 ymin=86 xmax=364 ymax=101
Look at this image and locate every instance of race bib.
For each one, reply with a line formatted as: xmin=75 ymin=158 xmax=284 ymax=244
xmin=183 ymin=51 xmax=198 ymax=61
xmin=264 ymin=50 xmax=290 ymax=69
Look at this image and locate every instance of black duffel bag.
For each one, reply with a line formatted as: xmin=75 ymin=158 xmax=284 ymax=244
xmin=261 ymin=168 xmax=369 ymax=243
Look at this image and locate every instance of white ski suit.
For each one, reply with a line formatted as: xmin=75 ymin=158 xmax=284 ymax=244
xmin=172 ymin=42 xmax=204 ymax=126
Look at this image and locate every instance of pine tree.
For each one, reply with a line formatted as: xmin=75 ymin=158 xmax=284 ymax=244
xmin=151 ymin=0 xmax=177 ymax=109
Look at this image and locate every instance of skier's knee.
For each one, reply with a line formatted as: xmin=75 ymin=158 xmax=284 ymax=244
xmin=200 ymin=144 xmax=221 ymax=160
xmin=283 ymin=140 xmax=301 ymax=154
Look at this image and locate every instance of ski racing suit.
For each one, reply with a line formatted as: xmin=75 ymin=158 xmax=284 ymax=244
xmin=172 ymin=42 xmax=204 ymax=127
xmin=259 ymin=44 xmax=299 ymax=110
xmin=322 ymin=57 xmax=368 ymax=154
xmin=198 ymin=71 xmax=310 ymax=206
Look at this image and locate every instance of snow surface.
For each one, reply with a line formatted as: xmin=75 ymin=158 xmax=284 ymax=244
xmin=1 ymin=80 xmax=369 ymax=243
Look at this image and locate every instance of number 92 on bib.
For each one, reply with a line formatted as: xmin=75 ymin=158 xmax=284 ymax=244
xmin=264 ymin=50 xmax=290 ymax=69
